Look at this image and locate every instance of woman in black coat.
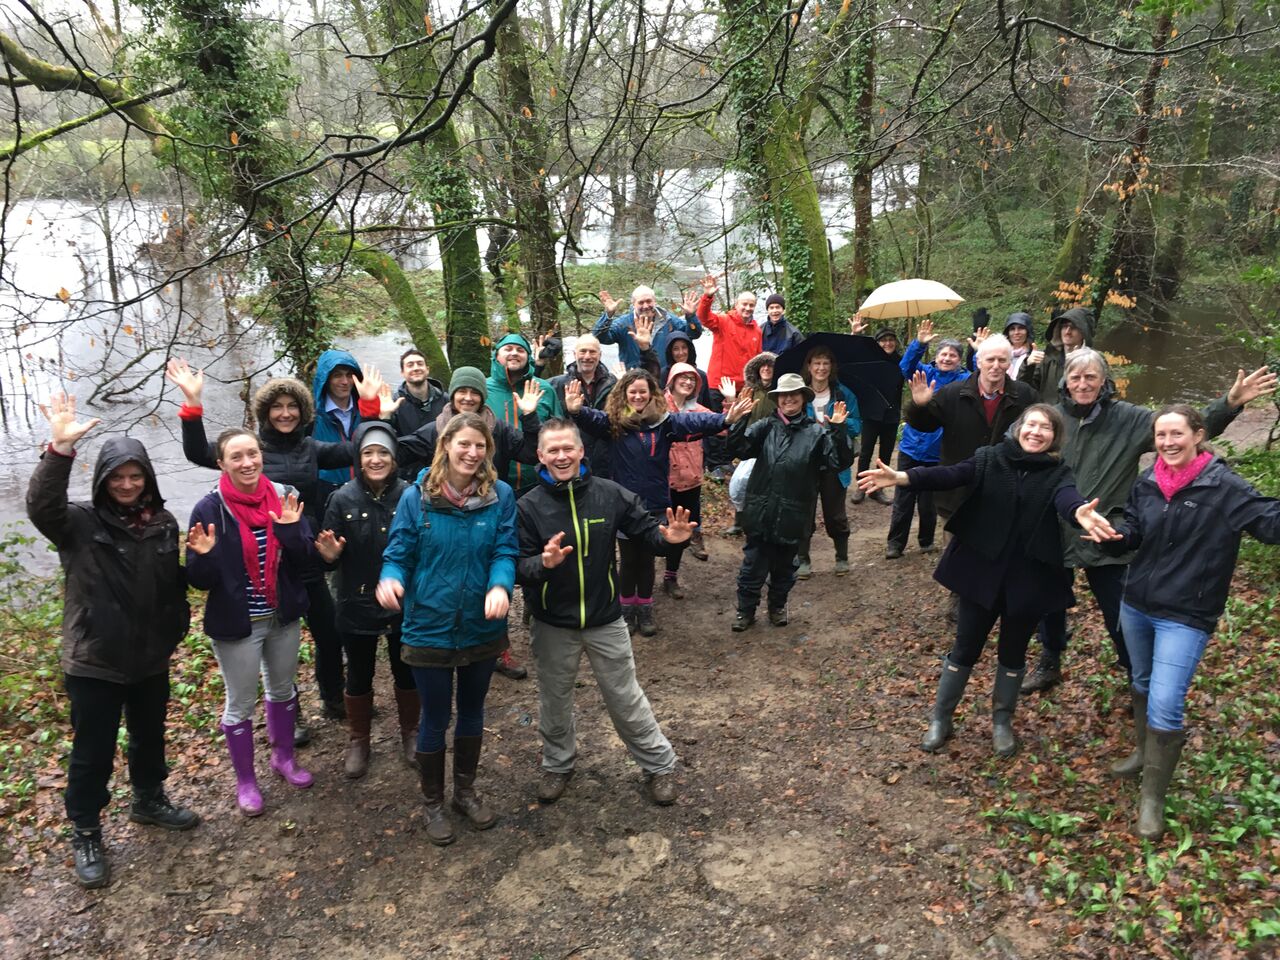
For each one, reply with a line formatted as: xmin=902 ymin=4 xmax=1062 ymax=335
xmin=26 ymin=393 xmax=198 ymax=889
xmin=858 ymin=403 xmax=1116 ymax=757
xmin=316 ymin=422 xmax=418 ymax=779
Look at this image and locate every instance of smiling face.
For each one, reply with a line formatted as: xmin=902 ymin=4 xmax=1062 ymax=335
xmin=758 ymin=362 xmax=774 ymax=385
xmin=452 ymin=387 xmax=483 ymax=414
xmin=401 ymin=352 xmax=429 ymax=387
xmin=670 ymin=372 xmax=698 ymax=400
xmin=934 ymin=346 xmax=962 ymax=372
xmin=735 ymin=293 xmax=757 ymax=318
xmin=766 ymin=302 xmax=784 ymax=322
xmin=445 ymin=427 xmax=488 ymax=482
xmin=1006 ymin=326 xmax=1028 ymax=348
xmin=497 ymin=343 xmax=528 ymax=373
xmin=977 ymin=348 xmax=1011 ymax=390
xmin=105 ymin=462 xmax=147 ymax=507
xmin=668 ymin=340 xmax=690 ymax=364
xmin=1017 ymin=410 xmax=1056 ymax=454
xmin=1154 ymin=413 xmax=1206 ymax=470
xmin=776 ymin=391 xmax=805 ymax=417
xmin=575 ymin=342 xmax=601 ymax=378
xmin=218 ymin=434 xmax=263 ymax=491
xmin=537 ymin=427 xmax=585 ymax=481
xmin=1059 ymin=321 xmax=1084 ymax=350
xmin=625 ymin=378 xmax=652 ymax=408
xmin=876 ymin=335 xmax=898 ymax=355
xmin=807 ymin=355 xmax=832 ymax=385
xmin=360 ymin=443 xmax=394 ymax=486
xmin=268 ymin=396 xmax=302 ymax=434
xmin=327 ymin=366 xmax=356 ymax=403
xmin=1066 ymin=363 xmax=1105 ymax=406
xmin=631 ymin=290 xmax=657 ymax=322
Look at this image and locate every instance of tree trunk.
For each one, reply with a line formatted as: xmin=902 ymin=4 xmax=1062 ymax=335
xmin=847 ymin=0 xmax=876 ymax=303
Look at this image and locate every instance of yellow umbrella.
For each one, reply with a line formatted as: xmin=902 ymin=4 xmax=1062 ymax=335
xmin=858 ymin=278 xmax=965 ymax=319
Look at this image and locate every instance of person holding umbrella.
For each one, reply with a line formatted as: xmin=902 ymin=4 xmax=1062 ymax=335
xmin=847 ymin=314 xmax=904 ymax=507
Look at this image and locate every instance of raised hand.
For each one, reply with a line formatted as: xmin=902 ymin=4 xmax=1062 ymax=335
xmin=376 ymin=578 xmax=404 ymax=611
xmin=599 ymin=289 xmax=620 ymax=316
xmin=483 ymin=585 xmax=510 ymax=620
xmin=968 ymin=326 xmax=990 ymax=349
xmin=38 ymin=391 xmax=101 ymax=455
xmin=269 ymin=492 xmax=304 ymax=525
xmin=659 ymin=505 xmax=697 ymax=544
xmin=701 ymin=274 xmax=718 ymax=297
xmin=315 ymin=529 xmax=347 ymax=562
xmin=724 ymin=393 xmax=755 ymax=424
xmin=165 ymin=357 xmax=205 ymax=405
xmin=633 ymin=314 xmax=655 ymax=351
xmin=718 ymin=376 xmax=737 ymax=401
xmin=1075 ymin=499 xmax=1122 ymax=543
xmin=1226 ymin=366 xmax=1279 ymax=408
xmin=849 ymin=314 xmax=868 ymax=335
xmin=828 ymin=401 xmax=848 ymax=426
xmin=563 ymin=379 xmax=584 ymax=414
xmin=1026 ymin=348 xmax=1045 ymax=367
xmin=681 ymin=288 xmax=699 ymax=315
xmin=917 ymin=318 xmax=935 ymax=344
xmin=541 ymin=531 xmax=574 ymax=569
xmin=909 ymin=370 xmax=936 ymax=406
xmin=355 ymin=363 xmax=385 ymax=401
xmin=186 ymin=523 xmax=217 ymax=556
xmin=517 ymin=378 xmax=544 ymax=415
xmin=377 ymin=382 xmax=404 ymax=419
xmin=856 ymin=458 xmax=905 ymax=493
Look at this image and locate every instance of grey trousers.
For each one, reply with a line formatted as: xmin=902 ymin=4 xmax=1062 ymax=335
xmin=211 ymin=616 xmax=302 ymax=725
xmin=530 ymin=617 xmax=677 ymax=776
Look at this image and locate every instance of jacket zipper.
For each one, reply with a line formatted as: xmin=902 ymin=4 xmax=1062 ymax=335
xmin=567 ymin=482 xmax=587 ymax=628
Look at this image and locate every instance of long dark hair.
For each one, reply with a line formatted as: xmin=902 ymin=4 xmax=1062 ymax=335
xmin=604 ymin=369 xmax=664 ymax=437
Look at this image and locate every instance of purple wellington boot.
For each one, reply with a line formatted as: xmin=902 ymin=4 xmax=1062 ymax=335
xmin=265 ymin=696 xmax=314 ymax=789
xmin=221 ymin=719 xmax=264 ymax=816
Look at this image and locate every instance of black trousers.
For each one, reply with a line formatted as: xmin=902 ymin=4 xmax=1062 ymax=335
xmin=857 ymin=417 xmax=900 ymax=474
xmin=618 ymin=538 xmax=656 ymax=599
xmin=886 ymin=452 xmax=937 ymax=549
xmin=665 ymin=486 xmax=702 ymax=574
xmin=64 ymin=671 xmax=170 ymax=829
xmin=737 ymin=536 xmax=799 ymax=612
xmin=304 ymin=577 xmax=345 ymax=702
xmin=703 ymin=389 xmax=730 ymax=471
xmin=949 ymin=595 xmax=1040 ymax=671
xmin=1035 ymin=564 xmax=1131 ymax=671
xmin=342 ymin=629 xmax=415 ymax=695
xmin=798 ymin=472 xmax=850 ymax=560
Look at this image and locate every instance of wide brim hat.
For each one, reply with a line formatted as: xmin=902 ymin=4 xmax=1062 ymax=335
xmin=768 ymin=372 xmax=815 ymax=402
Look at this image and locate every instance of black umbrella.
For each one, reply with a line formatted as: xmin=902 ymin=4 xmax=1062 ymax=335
xmin=774 ymin=333 xmax=904 ymax=422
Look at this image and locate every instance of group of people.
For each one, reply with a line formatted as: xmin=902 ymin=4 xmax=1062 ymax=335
xmin=27 ymin=280 xmax=1279 ymax=890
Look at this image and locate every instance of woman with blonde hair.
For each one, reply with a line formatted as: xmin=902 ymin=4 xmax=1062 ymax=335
xmin=376 ymin=412 xmax=518 ymax=846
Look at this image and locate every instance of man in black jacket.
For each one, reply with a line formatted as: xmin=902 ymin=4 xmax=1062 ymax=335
xmin=516 ymin=419 xmax=695 ymax=807
xmin=387 ymin=348 xmax=448 ymax=440
xmin=549 ymin=335 xmax=617 ymax=477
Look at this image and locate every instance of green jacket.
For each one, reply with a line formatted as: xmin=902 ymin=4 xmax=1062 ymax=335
xmin=1056 ymin=388 xmax=1239 ymax=567
xmin=486 ymin=332 xmax=564 ymax=490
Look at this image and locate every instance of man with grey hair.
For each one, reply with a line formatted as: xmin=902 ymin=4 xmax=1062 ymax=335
xmin=593 ymin=285 xmax=702 ymax=370
xmin=549 ymin=335 xmax=618 ymax=478
xmin=1021 ymin=348 xmax=1277 ymax=704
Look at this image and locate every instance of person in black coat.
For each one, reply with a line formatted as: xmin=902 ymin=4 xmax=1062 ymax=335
xmin=316 ymin=422 xmax=419 ymax=779
xmin=26 ymin=393 xmax=199 ymax=889
xmin=1104 ymin=405 xmax=1280 ymax=840
xmin=386 ymin=347 xmax=448 ymax=447
xmin=549 ymin=335 xmax=618 ymax=478
xmin=858 ymin=403 xmax=1117 ymax=758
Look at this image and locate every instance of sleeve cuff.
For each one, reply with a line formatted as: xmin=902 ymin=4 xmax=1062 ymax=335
xmin=178 ymin=404 xmax=204 ymax=421
xmin=45 ymin=443 xmax=76 ymax=459
xmin=357 ymin=397 xmax=382 ymax=419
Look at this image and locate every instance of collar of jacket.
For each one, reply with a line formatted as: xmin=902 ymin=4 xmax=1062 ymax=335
xmin=425 ymin=485 xmax=499 ymax=512
xmin=959 ymin=375 xmax=1012 ymax=400
xmin=1138 ymin=455 xmax=1225 ymax=491
xmin=537 ymin=463 xmax=592 ymax=493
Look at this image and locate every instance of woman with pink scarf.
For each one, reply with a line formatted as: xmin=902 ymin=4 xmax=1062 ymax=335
xmin=1107 ymin=404 xmax=1280 ymax=839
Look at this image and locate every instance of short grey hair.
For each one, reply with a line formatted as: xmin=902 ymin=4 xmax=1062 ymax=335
xmin=976 ymin=333 xmax=1013 ymax=360
xmin=631 ymin=285 xmax=656 ymax=304
xmin=1063 ymin=347 xmax=1110 ymax=379
xmin=574 ymin=334 xmax=601 ymax=354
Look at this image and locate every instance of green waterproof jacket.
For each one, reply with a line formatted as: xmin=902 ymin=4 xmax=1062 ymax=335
xmin=486 ymin=332 xmax=564 ymax=491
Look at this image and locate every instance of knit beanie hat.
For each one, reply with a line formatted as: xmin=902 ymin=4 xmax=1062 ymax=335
xmin=765 ymin=293 xmax=785 ymax=309
xmin=448 ymin=366 xmax=488 ymax=403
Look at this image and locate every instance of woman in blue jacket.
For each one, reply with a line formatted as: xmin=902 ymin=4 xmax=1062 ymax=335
xmin=376 ymin=412 xmax=518 ymax=847
xmin=886 ymin=319 xmax=971 ymax=559
xmin=797 ymin=345 xmax=861 ymax=578
xmin=563 ymin=369 xmax=747 ymax=637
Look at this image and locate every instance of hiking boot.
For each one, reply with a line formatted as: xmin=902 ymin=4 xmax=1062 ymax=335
xmin=495 ymin=648 xmax=528 ymax=680
xmin=636 ymin=603 xmax=658 ymax=637
xmin=795 ymin=559 xmax=812 ymax=580
xmin=536 ymin=770 xmax=573 ymax=804
xmin=129 ymin=788 xmax=200 ymax=831
xmin=870 ymin=489 xmax=893 ymax=506
xmin=919 ymin=541 xmax=938 ymax=554
xmin=851 ymin=487 xmax=867 ymax=504
xmin=622 ymin=605 xmax=639 ymax=633
xmin=71 ymin=829 xmax=109 ymax=889
xmin=451 ymin=735 xmax=497 ymax=830
xmin=885 ymin=543 xmax=904 ymax=560
xmin=645 ymin=771 xmax=678 ymax=806
xmin=921 ymin=658 xmax=972 ymax=753
xmin=343 ymin=691 xmax=374 ymax=779
xmin=723 ymin=511 xmax=745 ymax=537
xmin=688 ymin=530 xmax=709 ymax=561
xmin=1136 ymin=728 xmax=1185 ymax=840
xmin=1109 ymin=689 xmax=1148 ymax=780
xmin=767 ymin=606 xmax=789 ymax=627
xmin=662 ymin=576 xmax=685 ymax=599
xmin=731 ymin=611 xmax=756 ymax=632
xmin=1021 ymin=650 xmax=1063 ymax=694
xmin=992 ymin=665 xmax=1026 ymax=758
xmin=415 ymin=750 xmax=455 ymax=846
xmin=394 ymin=685 xmax=421 ymax=768
xmin=321 ymin=697 xmax=347 ymax=721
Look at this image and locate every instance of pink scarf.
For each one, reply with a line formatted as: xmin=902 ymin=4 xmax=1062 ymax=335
xmin=1154 ymin=450 xmax=1212 ymax=502
xmin=440 ymin=479 xmax=477 ymax=508
xmin=219 ymin=472 xmax=283 ymax=606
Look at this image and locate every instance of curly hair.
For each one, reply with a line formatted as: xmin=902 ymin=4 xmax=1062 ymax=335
xmin=603 ymin=369 xmax=663 ymax=438
xmin=424 ymin=413 xmax=498 ymax=499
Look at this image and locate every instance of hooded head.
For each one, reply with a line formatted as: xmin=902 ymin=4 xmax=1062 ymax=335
xmin=490 ymin=332 xmax=535 ymax=384
xmin=743 ymin=351 xmax=778 ymax=391
xmin=1003 ymin=311 xmax=1034 ymax=346
xmin=1047 ymin=307 xmax=1095 ymax=350
xmin=92 ymin=437 xmax=163 ymax=510
xmin=664 ymin=361 xmax=704 ymax=399
xmin=312 ymin=349 xmax=363 ymax=407
xmin=664 ymin=330 xmax=699 ymax=369
xmin=253 ymin=378 xmax=315 ymax=439
xmin=872 ymin=326 xmax=901 ymax=356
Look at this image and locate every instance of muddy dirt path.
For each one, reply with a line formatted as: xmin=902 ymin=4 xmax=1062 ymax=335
xmin=0 ymin=490 xmax=1059 ymax=960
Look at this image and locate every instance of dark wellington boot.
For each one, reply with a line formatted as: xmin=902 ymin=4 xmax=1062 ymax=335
xmin=991 ymin=665 xmax=1026 ymax=758
xmin=415 ymin=750 xmax=455 ymax=846
xmin=921 ymin=658 xmax=972 ymax=753
xmin=1109 ymin=689 xmax=1147 ymax=780
xmin=1137 ymin=729 xmax=1186 ymax=840
xmin=394 ymin=686 xmax=421 ymax=768
xmin=343 ymin=691 xmax=374 ymax=779
xmin=450 ymin=736 xmax=497 ymax=830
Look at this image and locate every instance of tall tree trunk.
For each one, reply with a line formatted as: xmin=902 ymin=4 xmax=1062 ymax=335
xmin=846 ymin=0 xmax=876 ymax=303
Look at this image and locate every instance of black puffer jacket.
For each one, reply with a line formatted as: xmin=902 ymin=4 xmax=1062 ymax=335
xmin=516 ymin=466 xmax=675 ymax=629
xmin=1111 ymin=457 xmax=1280 ymax=632
xmin=180 ymin=377 xmax=354 ymax=524
xmin=727 ymin=411 xmax=853 ymax=545
xmin=322 ymin=426 xmax=410 ymax=635
xmin=27 ymin=439 xmax=190 ymax=684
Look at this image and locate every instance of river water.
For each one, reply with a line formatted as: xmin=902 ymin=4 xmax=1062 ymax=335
xmin=0 ymin=171 xmax=1265 ymax=570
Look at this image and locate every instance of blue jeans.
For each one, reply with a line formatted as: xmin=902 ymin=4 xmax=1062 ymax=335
xmin=410 ymin=658 xmax=496 ymax=752
xmin=1119 ymin=602 xmax=1210 ymax=732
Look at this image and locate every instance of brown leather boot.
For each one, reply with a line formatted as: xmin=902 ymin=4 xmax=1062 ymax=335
xmin=415 ymin=750 xmax=455 ymax=846
xmin=343 ymin=692 xmax=374 ymax=779
xmin=451 ymin=735 xmax=497 ymax=830
xmin=393 ymin=686 xmax=420 ymax=768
